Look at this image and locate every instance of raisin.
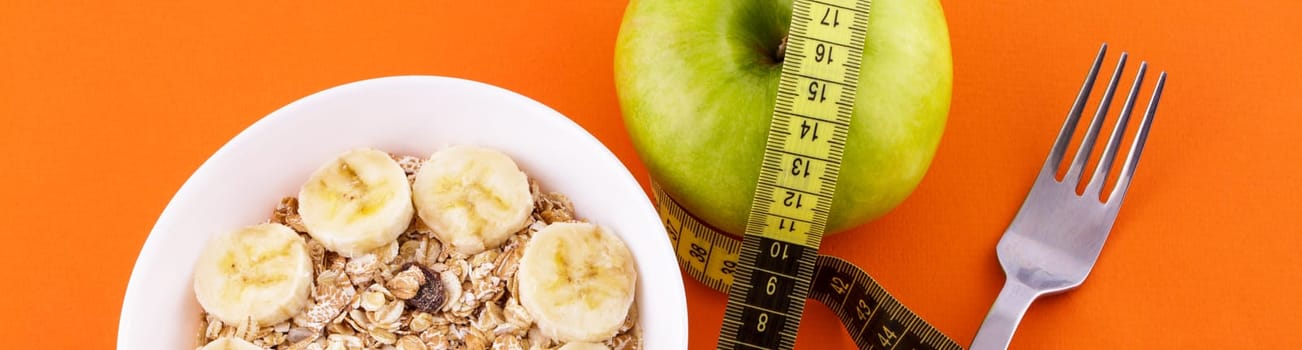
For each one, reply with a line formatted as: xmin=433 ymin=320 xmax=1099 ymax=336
xmin=401 ymin=263 xmax=445 ymax=312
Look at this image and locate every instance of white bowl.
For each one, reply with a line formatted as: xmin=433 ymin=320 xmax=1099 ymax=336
xmin=117 ymin=76 xmax=688 ymax=349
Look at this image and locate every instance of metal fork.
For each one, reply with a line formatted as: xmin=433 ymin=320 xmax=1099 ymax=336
xmin=969 ymin=43 xmax=1167 ymax=350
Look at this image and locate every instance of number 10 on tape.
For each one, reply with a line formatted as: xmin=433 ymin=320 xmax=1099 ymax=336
xmin=716 ymin=0 xmax=871 ymax=349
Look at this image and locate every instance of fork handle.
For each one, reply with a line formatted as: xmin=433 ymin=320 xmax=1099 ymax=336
xmin=971 ymin=279 xmax=1041 ymax=350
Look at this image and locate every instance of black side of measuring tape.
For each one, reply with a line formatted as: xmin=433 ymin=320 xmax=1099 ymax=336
xmin=654 ymin=184 xmax=961 ymax=349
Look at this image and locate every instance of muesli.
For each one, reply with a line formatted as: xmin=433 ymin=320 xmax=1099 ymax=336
xmin=191 ymin=146 xmax=640 ymax=350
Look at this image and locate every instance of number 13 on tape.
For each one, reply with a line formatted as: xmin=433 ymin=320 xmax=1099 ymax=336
xmin=717 ymin=0 xmax=871 ymax=349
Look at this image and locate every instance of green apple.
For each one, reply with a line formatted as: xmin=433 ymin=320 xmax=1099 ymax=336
xmin=615 ymin=0 xmax=952 ymax=235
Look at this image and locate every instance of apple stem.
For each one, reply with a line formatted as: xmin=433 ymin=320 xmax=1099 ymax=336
xmin=776 ymin=35 xmax=788 ymax=62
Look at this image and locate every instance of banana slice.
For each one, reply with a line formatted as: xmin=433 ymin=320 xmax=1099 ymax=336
xmin=559 ymin=342 xmax=611 ymax=350
xmin=412 ymin=146 xmax=533 ymax=255
xmin=298 ymin=147 xmax=415 ymax=257
xmin=200 ymin=337 xmax=263 ymax=350
xmin=193 ymin=223 xmax=313 ymax=326
xmin=518 ymin=222 xmax=637 ymax=342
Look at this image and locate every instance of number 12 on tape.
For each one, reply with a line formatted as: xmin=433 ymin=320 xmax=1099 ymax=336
xmin=716 ymin=0 xmax=870 ymax=349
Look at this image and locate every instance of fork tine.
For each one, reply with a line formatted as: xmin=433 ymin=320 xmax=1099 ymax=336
xmin=1085 ymin=62 xmax=1148 ymax=196
xmin=1043 ymin=43 xmax=1107 ymax=178
xmin=1064 ymin=53 xmax=1128 ymax=186
xmin=1107 ymin=71 xmax=1166 ymax=205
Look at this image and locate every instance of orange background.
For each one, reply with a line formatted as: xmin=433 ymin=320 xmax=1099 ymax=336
xmin=2 ymin=1 xmax=1300 ymax=349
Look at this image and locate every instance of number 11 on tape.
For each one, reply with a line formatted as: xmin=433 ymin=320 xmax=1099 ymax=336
xmin=716 ymin=0 xmax=871 ymax=349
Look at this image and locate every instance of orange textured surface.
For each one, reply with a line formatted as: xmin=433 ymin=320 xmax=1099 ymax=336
xmin=2 ymin=1 xmax=1300 ymax=348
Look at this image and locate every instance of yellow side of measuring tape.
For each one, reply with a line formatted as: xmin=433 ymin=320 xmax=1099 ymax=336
xmin=647 ymin=0 xmax=964 ymax=349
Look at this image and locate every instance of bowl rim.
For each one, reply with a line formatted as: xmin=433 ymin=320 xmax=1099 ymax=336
xmin=117 ymin=75 xmax=687 ymax=349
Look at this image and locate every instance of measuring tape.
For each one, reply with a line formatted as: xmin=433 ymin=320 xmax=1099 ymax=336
xmin=645 ymin=0 xmax=962 ymax=349
xmin=656 ymin=185 xmax=961 ymax=349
